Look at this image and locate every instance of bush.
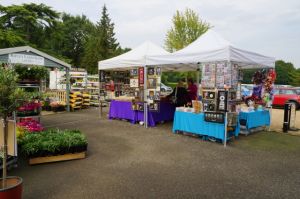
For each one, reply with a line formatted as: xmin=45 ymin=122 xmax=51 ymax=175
xmin=15 ymin=65 xmax=49 ymax=81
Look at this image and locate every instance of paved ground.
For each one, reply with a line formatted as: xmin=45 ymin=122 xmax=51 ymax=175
xmin=9 ymin=108 xmax=300 ymax=199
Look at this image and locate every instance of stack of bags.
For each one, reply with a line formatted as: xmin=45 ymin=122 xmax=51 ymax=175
xmin=82 ymin=93 xmax=91 ymax=108
xmin=70 ymin=91 xmax=83 ymax=110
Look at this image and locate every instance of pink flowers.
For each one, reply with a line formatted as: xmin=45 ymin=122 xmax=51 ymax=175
xmin=18 ymin=102 xmax=41 ymax=111
xmin=17 ymin=118 xmax=44 ymax=132
xmin=17 ymin=102 xmax=41 ymax=116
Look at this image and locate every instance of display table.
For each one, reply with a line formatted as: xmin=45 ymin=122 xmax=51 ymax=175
xmin=109 ymin=100 xmax=175 ymax=126
xmin=239 ymin=110 xmax=270 ymax=130
xmin=136 ymin=102 xmax=175 ymax=127
xmin=172 ymin=111 xmax=239 ymax=142
xmin=109 ymin=100 xmax=136 ymax=123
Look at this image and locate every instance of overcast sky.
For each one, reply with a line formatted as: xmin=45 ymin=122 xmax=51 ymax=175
xmin=2 ymin=0 xmax=300 ymax=68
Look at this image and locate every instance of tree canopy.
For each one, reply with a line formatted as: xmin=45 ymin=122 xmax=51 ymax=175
xmin=0 ymin=3 xmax=127 ymax=73
xmin=164 ymin=8 xmax=211 ymax=52
xmin=81 ymin=5 xmax=120 ymax=74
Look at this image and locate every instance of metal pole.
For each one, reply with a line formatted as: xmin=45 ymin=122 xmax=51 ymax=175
xmin=224 ymin=112 xmax=228 ymax=147
xmin=99 ymin=70 xmax=103 ymax=119
xmin=144 ymin=66 xmax=148 ymax=128
xmin=66 ymin=67 xmax=70 ymax=112
xmin=196 ymin=63 xmax=201 ymax=99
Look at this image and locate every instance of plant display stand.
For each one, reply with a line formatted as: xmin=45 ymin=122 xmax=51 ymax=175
xmin=29 ymin=151 xmax=86 ymax=165
xmin=87 ymin=75 xmax=100 ymax=106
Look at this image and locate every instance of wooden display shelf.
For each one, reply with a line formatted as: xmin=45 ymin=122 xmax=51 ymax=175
xmin=29 ymin=152 xmax=86 ymax=165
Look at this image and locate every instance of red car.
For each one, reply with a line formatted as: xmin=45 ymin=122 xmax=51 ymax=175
xmin=272 ymin=88 xmax=300 ymax=109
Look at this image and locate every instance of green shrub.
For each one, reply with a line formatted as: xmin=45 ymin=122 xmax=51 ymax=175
xmin=18 ymin=129 xmax=88 ymax=157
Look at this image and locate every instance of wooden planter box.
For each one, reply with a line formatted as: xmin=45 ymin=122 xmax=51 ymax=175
xmin=29 ymin=151 xmax=86 ymax=165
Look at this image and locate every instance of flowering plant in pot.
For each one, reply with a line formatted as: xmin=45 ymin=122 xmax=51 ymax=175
xmin=50 ymin=101 xmax=66 ymax=112
xmin=0 ymin=67 xmax=25 ymax=199
xmin=17 ymin=118 xmax=44 ymax=132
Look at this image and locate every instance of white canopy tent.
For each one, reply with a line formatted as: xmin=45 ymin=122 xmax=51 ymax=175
xmin=98 ymin=41 xmax=169 ymax=70
xmin=98 ymin=41 xmax=170 ymax=128
xmin=147 ymin=30 xmax=275 ymax=71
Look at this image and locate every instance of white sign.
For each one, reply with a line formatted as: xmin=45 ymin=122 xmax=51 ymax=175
xmin=9 ymin=53 xmax=45 ymax=66
xmin=130 ymin=78 xmax=139 ymax=88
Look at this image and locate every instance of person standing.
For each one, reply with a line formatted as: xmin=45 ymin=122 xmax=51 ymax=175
xmin=187 ymin=78 xmax=198 ymax=101
xmin=167 ymin=79 xmax=189 ymax=107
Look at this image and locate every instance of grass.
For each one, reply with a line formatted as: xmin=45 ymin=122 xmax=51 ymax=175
xmin=233 ymin=131 xmax=300 ymax=152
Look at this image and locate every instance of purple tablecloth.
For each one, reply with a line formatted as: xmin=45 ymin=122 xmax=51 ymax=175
xmin=136 ymin=102 xmax=175 ymax=127
xmin=109 ymin=100 xmax=136 ymax=123
xmin=109 ymin=100 xmax=175 ymax=127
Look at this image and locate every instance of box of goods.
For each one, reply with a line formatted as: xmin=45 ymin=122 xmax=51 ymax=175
xmin=192 ymin=100 xmax=202 ymax=113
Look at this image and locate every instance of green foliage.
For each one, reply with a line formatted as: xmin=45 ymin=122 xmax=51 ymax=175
xmin=0 ymin=3 xmax=59 ymax=46
xmin=241 ymin=69 xmax=257 ymax=84
xmin=240 ymin=60 xmax=300 ymax=86
xmin=275 ymin=60 xmax=296 ymax=85
xmin=0 ymin=3 xmax=129 ymax=70
xmin=0 ymin=29 xmax=26 ymax=48
xmin=81 ymin=5 xmax=120 ymax=73
xmin=0 ymin=67 xmax=26 ymax=117
xmin=58 ymin=13 xmax=95 ymax=67
xmin=14 ymin=65 xmax=49 ymax=80
xmin=165 ymin=8 xmax=211 ymax=52
xmin=18 ymin=129 xmax=88 ymax=157
xmin=161 ymin=71 xmax=200 ymax=85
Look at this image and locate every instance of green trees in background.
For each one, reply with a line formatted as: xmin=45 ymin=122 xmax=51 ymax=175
xmin=165 ymin=8 xmax=211 ymax=52
xmin=241 ymin=60 xmax=300 ymax=86
xmin=0 ymin=3 xmax=127 ymax=73
xmin=81 ymin=5 xmax=120 ymax=74
xmin=162 ymin=8 xmax=209 ymax=84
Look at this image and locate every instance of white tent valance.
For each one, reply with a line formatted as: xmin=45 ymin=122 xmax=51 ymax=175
xmin=147 ymin=30 xmax=275 ymax=70
xmin=98 ymin=41 xmax=169 ymax=70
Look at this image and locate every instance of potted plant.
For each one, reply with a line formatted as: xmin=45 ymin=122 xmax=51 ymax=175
xmin=0 ymin=67 xmax=24 ymax=199
xmin=50 ymin=101 xmax=66 ymax=112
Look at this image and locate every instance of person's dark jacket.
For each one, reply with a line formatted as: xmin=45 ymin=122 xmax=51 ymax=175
xmin=168 ymin=86 xmax=189 ymax=107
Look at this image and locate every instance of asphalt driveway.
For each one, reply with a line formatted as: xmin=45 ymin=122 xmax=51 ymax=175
xmin=9 ymin=108 xmax=300 ymax=199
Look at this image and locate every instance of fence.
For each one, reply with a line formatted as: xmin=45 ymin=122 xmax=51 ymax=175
xmin=45 ymin=90 xmax=67 ymax=102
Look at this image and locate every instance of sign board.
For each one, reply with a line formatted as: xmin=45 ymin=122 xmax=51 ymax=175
xmin=0 ymin=120 xmax=17 ymax=156
xmin=9 ymin=53 xmax=44 ymax=66
xmin=217 ymin=91 xmax=228 ymax=112
xmin=130 ymin=78 xmax=139 ymax=88
xmin=138 ymin=67 xmax=144 ymax=85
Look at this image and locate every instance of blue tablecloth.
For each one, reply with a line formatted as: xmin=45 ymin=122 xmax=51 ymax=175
xmin=239 ymin=110 xmax=270 ymax=129
xmin=172 ymin=111 xmax=239 ymax=141
xmin=109 ymin=100 xmax=175 ymax=127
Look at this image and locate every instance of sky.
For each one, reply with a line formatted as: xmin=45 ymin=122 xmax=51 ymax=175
xmin=1 ymin=0 xmax=300 ymax=68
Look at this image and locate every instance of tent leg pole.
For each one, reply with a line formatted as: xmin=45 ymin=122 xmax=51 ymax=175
xmin=144 ymin=67 xmax=148 ymax=128
xmin=196 ymin=64 xmax=201 ymax=99
xmin=224 ymin=112 xmax=228 ymax=148
xmin=66 ymin=67 xmax=70 ymax=112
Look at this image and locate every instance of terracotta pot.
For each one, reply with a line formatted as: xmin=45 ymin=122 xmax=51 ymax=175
xmin=0 ymin=176 xmax=23 ymax=199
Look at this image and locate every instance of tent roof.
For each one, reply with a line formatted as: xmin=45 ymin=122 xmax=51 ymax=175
xmin=147 ymin=30 xmax=275 ymax=71
xmin=0 ymin=46 xmax=71 ymax=68
xmin=98 ymin=41 xmax=169 ymax=70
